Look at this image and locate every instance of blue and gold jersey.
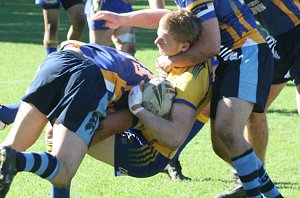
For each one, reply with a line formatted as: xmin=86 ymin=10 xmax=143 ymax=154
xmin=245 ymin=0 xmax=300 ymax=37
xmin=142 ymin=63 xmax=212 ymax=159
xmin=80 ymin=44 xmax=154 ymax=107
xmin=174 ymin=0 xmax=265 ymax=49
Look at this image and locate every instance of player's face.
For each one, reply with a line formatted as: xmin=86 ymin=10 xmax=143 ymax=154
xmin=155 ymin=26 xmax=184 ymax=56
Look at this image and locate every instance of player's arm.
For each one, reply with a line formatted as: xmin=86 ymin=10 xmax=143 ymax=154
xmin=129 ymin=84 xmax=195 ymax=151
xmin=92 ymin=9 xmax=170 ymax=29
xmin=60 ymin=40 xmax=86 ymax=48
xmin=139 ymin=103 xmax=195 ymax=151
xmin=148 ymin=0 xmax=165 ymax=9
xmin=157 ymin=18 xmax=220 ymax=70
xmin=90 ymin=109 xmax=134 ymax=147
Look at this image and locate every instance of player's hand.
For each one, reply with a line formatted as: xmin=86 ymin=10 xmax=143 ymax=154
xmin=156 ymin=55 xmax=172 ymax=73
xmin=155 ymin=63 xmax=168 ymax=78
xmin=92 ymin=11 xmax=122 ymax=29
xmin=128 ymin=82 xmax=145 ymax=115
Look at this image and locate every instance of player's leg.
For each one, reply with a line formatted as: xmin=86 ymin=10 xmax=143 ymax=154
xmin=63 ymin=0 xmax=85 ymax=40
xmin=0 ymin=102 xmax=21 ymax=129
xmin=290 ymin=58 xmax=300 ymax=116
xmin=89 ymin=28 xmax=114 ymax=45
xmin=245 ymin=83 xmax=286 ymax=164
xmin=85 ymin=0 xmax=114 ymax=45
xmin=165 ymin=117 xmax=207 ymax=181
xmin=112 ymin=26 xmax=136 ymax=56
xmin=35 ymin=0 xmax=60 ymax=56
xmin=50 ymin=123 xmax=88 ymax=188
xmin=213 ymin=44 xmax=282 ymax=197
xmin=1 ymin=102 xmax=48 ymax=151
xmin=296 ymin=84 xmax=300 ymax=115
xmin=43 ymin=8 xmax=60 ymax=56
xmin=89 ymin=129 xmax=170 ymax=178
xmin=41 ymin=2 xmax=60 ymax=54
xmin=88 ymin=134 xmax=115 ymax=166
xmin=0 ymin=102 xmax=48 ymax=197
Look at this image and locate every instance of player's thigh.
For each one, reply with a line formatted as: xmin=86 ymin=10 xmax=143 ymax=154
xmin=1 ymin=102 xmax=48 ymax=151
xmin=216 ymin=97 xmax=254 ymax=134
xmin=43 ymin=8 xmax=60 ymax=26
xmin=266 ymin=83 xmax=286 ymax=109
xmin=112 ymin=26 xmax=135 ymax=51
xmin=88 ymin=135 xmax=115 ymax=166
xmin=89 ymin=29 xmax=113 ymax=45
xmin=65 ymin=3 xmax=85 ymax=26
xmin=51 ymin=123 xmax=88 ymax=183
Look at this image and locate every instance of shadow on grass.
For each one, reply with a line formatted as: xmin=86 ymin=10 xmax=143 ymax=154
xmin=275 ymin=181 xmax=300 ymax=190
xmin=0 ymin=0 xmax=158 ymax=49
xmin=200 ymin=178 xmax=299 ymax=191
xmin=267 ymin=109 xmax=298 ymax=115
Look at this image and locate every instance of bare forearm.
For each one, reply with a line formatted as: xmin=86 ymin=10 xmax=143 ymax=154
xmin=91 ymin=109 xmax=133 ymax=145
xmin=136 ymin=110 xmax=189 ymax=151
xmin=148 ymin=0 xmax=165 ymax=9
xmin=120 ymin=9 xmax=169 ymax=29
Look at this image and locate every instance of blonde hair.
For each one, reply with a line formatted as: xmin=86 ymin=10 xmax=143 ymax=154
xmin=160 ymin=9 xmax=201 ymax=44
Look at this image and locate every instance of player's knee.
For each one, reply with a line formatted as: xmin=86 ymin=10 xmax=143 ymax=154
xmin=120 ymin=44 xmax=136 ymax=56
xmin=43 ymin=40 xmax=58 ymax=48
xmin=51 ymin=169 xmax=73 ymax=188
xmin=215 ymin=123 xmax=236 ymax=146
xmin=72 ymin=15 xmax=86 ymax=32
xmin=51 ymin=179 xmax=71 ymax=189
xmin=113 ymin=33 xmax=136 ymax=56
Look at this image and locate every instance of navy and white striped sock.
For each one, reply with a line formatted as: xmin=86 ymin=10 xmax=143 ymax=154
xmin=16 ymin=152 xmax=60 ymax=180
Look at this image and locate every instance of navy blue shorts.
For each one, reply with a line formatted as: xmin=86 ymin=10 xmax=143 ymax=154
xmin=35 ymin=0 xmax=83 ymax=10
xmin=22 ymin=50 xmax=108 ymax=145
xmin=114 ymin=130 xmax=169 ymax=178
xmin=210 ymin=44 xmax=273 ymax=119
xmin=273 ymin=25 xmax=300 ymax=86
xmin=85 ymin=0 xmax=132 ymax=30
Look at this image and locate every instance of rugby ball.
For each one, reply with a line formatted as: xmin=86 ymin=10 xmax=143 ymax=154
xmin=142 ymin=77 xmax=176 ymax=118
xmin=133 ymin=77 xmax=176 ymax=130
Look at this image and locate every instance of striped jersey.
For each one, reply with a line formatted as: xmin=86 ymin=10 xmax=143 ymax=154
xmin=174 ymin=0 xmax=266 ymax=49
xmin=80 ymin=44 xmax=154 ymax=107
xmin=245 ymin=0 xmax=300 ymax=37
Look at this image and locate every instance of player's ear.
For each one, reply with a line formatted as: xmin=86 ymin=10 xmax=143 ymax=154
xmin=181 ymin=42 xmax=190 ymax=52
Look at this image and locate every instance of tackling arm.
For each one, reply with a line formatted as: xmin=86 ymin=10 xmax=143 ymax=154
xmin=157 ymin=18 xmax=221 ymax=69
xmin=92 ymin=9 xmax=170 ymax=29
xmin=136 ymin=103 xmax=196 ymax=151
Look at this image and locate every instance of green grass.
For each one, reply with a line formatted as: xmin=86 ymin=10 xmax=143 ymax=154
xmin=0 ymin=1 xmax=300 ymax=198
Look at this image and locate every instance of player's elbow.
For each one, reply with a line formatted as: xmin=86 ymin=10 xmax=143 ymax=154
xmin=206 ymin=44 xmax=220 ymax=58
xmin=166 ymin=141 xmax=181 ymax=151
xmin=165 ymin=132 xmax=187 ymax=151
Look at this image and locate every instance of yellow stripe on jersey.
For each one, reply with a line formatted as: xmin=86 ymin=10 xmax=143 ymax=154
xmin=274 ymin=0 xmax=300 ymax=26
xmin=221 ymin=1 xmax=265 ymax=49
xmin=100 ymin=69 xmax=132 ymax=105
xmin=196 ymin=113 xmax=209 ymax=124
xmin=186 ymin=0 xmax=208 ymax=10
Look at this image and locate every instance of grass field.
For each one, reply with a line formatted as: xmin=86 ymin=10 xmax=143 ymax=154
xmin=0 ymin=1 xmax=299 ymax=197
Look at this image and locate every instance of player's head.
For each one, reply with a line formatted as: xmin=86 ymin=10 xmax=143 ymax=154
xmin=155 ymin=9 xmax=201 ymax=56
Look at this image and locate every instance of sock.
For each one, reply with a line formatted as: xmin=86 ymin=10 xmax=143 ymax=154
xmin=232 ymin=149 xmax=262 ymax=198
xmin=258 ymin=166 xmax=283 ymax=197
xmin=16 ymin=152 xmax=60 ymax=180
xmin=51 ymin=185 xmax=70 ymax=198
xmin=46 ymin=47 xmax=57 ymax=56
xmin=0 ymin=102 xmax=21 ymax=125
